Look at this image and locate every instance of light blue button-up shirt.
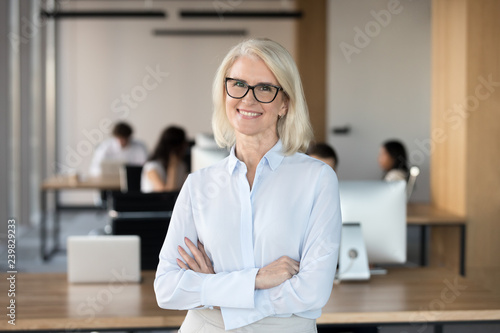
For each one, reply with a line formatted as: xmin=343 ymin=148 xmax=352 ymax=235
xmin=154 ymin=140 xmax=342 ymax=330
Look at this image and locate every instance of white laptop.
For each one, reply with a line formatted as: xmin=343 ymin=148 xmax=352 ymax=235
xmin=100 ymin=159 xmax=125 ymax=176
xmin=67 ymin=235 xmax=141 ymax=283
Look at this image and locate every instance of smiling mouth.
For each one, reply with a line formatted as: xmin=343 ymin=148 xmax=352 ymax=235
xmin=238 ymin=109 xmax=262 ymax=117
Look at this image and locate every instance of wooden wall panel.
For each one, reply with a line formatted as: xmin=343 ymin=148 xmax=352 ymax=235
xmin=431 ymin=0 xmax=500 ymax=293
xmin=464 ymin=0 xmax=500 ymax=294
xmin=295 ymin=0 xmax=327 ymax=142
xmin=430 ymin=0 xmax=467 ymax=216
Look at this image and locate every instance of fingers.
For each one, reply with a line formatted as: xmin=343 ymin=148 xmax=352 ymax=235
xmin=198 ymin=240 xmax=213 ymax=268
xmin=177 ymin=258 xmax=189 ymax=270
xmin=184 ymin=238 xmax=207 ymax=270
xmin=177 ymin=245 xmax=200 ymax=271
xmin=277 ymin=256 xmax=300 ymax=275
xmin=177 ymin=238 xmax=214 ymax=274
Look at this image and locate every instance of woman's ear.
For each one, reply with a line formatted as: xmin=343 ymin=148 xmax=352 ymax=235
xmin=281 ymin=97 xmax=289 ymax=116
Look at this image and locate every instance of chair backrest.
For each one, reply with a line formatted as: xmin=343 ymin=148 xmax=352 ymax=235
xmin=110 ymin=191 xmax=179 ymax=213
xmin=108 ymin=191 xmax=179 ymax=270
xmin=120 ymin=165 xmax=143 ymax=192
xmin=111 ymin=217 xmax=170 ymax=270
xmin=406 ymin=166 xmax=420 ymax=202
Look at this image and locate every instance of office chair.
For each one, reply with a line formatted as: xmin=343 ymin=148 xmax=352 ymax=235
xmin=119 ymin=165 xmax=143 ymax=193
xmin=108 ymin=191 xmax=179 ymax=270
xmin=406 ymin=166 xmax=420 ymax=201
xmin=112 ymin=216 xmax=170 ymax=270
xmin=109 ymin=191 xmax=179 ymax=213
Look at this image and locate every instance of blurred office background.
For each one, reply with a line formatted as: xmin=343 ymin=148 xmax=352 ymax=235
xmin=1 ymin=0 xmax=499 ymax=295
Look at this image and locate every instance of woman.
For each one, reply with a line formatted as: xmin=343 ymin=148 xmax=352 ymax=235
xmin=378 ymin=140 xmax=409 ymax=182
xmin=154 ymin=39 xmax=342 ymax=332
xmin=141 ymin=126 xmax=188 ymax=193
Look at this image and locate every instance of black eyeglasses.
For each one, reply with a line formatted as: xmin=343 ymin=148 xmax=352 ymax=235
xmin=225 ymin=77 xmax=283 ymax=104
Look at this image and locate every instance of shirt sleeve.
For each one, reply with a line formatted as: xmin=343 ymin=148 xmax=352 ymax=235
xmin=254 ymin=165 xmax=342 ymax=315
xmin=385 ymin=169 xmax=407 ymax=182
xmin=89 ymin=141 xmax=109 ymax=176
xmin=154 ymin=175 xmax=260 ymax=310
xmin=143 ymin=160 xmax=162 ymax=174
xmin=137 ymin=142 xmax=149 ymax=164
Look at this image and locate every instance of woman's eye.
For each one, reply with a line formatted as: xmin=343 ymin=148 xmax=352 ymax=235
xmin=259 ymin=85 xmax=272 ymax=92
xmin=234 ymin=81 xmax=246 ymax=88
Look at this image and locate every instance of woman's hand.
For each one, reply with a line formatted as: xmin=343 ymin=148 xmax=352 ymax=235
xmin=177 ymin=237 xmax=215 ymax=274
xmin=255 ymin=256 xmax=300 ymax=290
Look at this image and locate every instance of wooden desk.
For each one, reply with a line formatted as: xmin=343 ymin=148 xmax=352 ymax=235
xmin=41 ymin=175 xmax=122 ymax=191
xmin=407 ymin=203 xmax=467 ymax=276
xmin=40 ymin=175 xmax=121 ymax=261
xmin=1 ymin=268 xmax=498 ymax=332
xmin=407 ymin=203 xmax=466 ymax=225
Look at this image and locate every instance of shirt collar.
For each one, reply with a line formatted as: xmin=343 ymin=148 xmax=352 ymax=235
xmin=227 ymin=145 xmax=239 ymax=174
xmin=263 ymin=139 xmax=285 ymax=171
xmin=226 ymin=139 xmax=285 ymax=175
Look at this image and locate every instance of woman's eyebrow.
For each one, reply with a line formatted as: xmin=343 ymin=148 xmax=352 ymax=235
xmin=257 ymin=81 xmax=277 ymax=86
xmin=229 ymin=77 xmax=247 ymax=83
xmin=231 ymin=77 xmax=277 ymax=86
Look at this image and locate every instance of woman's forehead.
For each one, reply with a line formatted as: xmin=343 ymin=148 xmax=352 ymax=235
xmin=228 ymin=56 xmax=278 ymax=84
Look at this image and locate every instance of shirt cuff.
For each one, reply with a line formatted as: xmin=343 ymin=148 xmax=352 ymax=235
xmin=220 ymin=289 xmax=275 ymax=330
xmin=201 ymin=268 xmax=259 ymax=308
xmin=255 ymin=288 xmax=276 ymax=316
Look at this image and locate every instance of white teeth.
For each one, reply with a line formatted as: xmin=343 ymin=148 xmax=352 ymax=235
xmin=239 ymin=110 xmax=261 ymax=117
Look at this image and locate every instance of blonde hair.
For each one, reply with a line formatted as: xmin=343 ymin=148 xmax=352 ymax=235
xmin=212 ymin=38 xmax=314 ymax=155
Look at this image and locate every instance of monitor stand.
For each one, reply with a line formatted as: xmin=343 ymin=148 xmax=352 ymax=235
xmin=337 ymin=222 xmax=370 ymax=281
xmin=369 ymin=266 xmax=388 ymax=275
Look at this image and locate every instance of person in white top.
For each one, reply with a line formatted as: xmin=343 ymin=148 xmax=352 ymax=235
xmin=378 ymin=140 xmax=409 ymax=182
xmin=141 ymin=126 xmax=188 ymax=193
xmin=89 ymin=122 xmax=148 ymax=177
xmin=154 ymin=39 xmax=342 ymax=332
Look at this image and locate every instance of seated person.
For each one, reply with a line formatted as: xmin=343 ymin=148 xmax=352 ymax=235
xmin=378 ymin=140 xmax=409 ymax=181
xmin=307 ymin=142 xmax=338 ymax=171
xmin=141 ymin=126 xmax=188 ymax=193
xmin=89 ymin=122 xmax=148 ymax=177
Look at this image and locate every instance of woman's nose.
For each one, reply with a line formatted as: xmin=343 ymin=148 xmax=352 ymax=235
xmin=241 ymin=88 xmax=258 ymax=104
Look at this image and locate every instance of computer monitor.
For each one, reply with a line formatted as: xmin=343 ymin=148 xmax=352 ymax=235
xmin=338 ymin=180 xmax=407 ymax=265
xmin=191 ymin=133 xmax=229 ymax=172
xmin=100 ymin=159 xmax=125 ymax=177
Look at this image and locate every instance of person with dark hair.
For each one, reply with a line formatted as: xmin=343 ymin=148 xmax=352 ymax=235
xmin=141 ymin=126 xmax=188 ymax=193
xmin=378 ymin=140 xmax=409 ymax=182
xmin=89 ymin=122 xmax=148 ymax=176
xmin=112 ymin=122 xmax=133 ymax=145
xmin=307 ymin=143 xmax=338 ymax=171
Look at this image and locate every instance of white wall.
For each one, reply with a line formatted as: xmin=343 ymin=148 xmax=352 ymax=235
xmin=327 ymin=0 xmax=431 ymax=202
xmin=56 ymin=0 xmax=296 ymax=203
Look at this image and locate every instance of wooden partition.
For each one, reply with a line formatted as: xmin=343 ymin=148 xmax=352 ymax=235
xmin=431 ymin=0 xmax=500 ymax=292
xmin=295 ymin=0 xmax=327 ymax=142
xmin=431 ymin=0 xmax=468 ymax=217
